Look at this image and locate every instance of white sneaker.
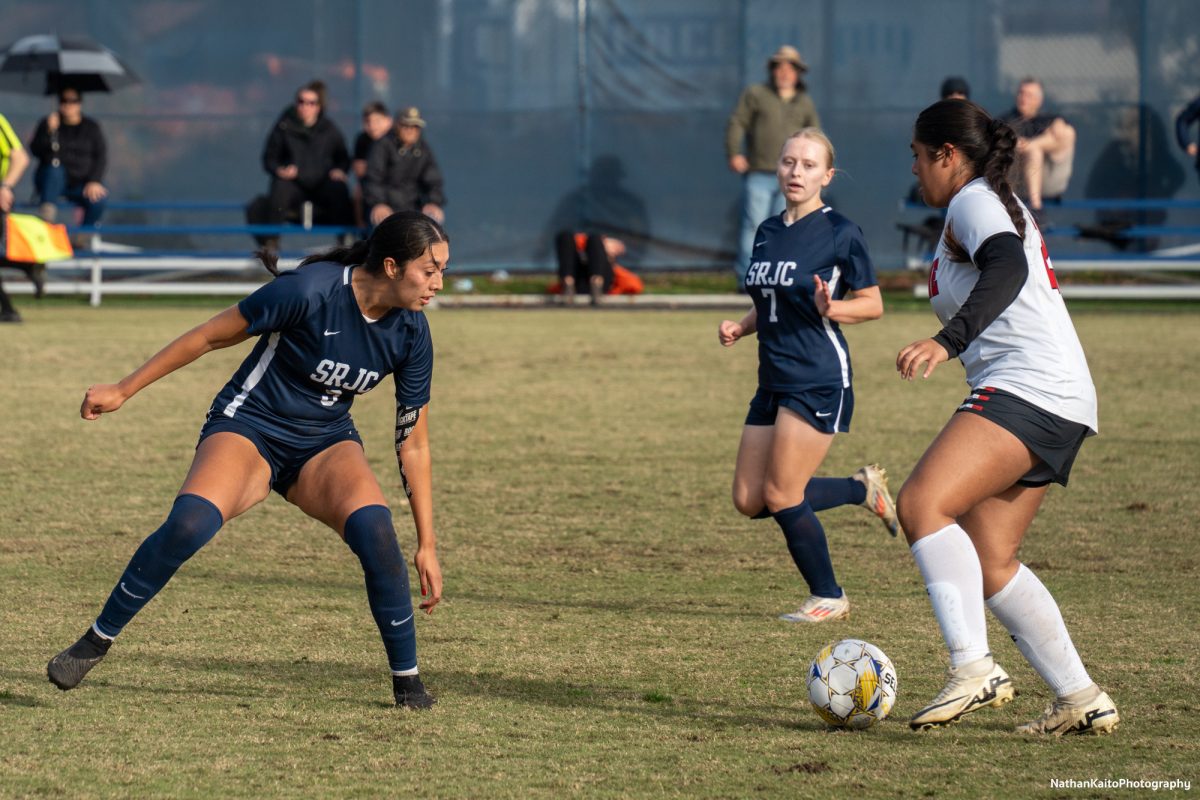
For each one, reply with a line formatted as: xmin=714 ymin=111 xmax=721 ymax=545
xmin=1016 ymin=685 xmax=1119 ymax=736
xmin=909 ymin=655 xmax=1016 ymax=730
xmin=853 ymin=464 xmax=899 ymax=537
xmin=778 ymin=593 xmax=850 ymax=623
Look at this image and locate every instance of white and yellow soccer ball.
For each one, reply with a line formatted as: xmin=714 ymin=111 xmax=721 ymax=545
xmin=806 ymin=638 xmax=898 ymax=729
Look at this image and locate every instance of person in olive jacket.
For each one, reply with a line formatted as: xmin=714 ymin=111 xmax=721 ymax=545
xmin=246 ymin=80 xmax=354 ymax=248
xmin=363 ymin=107 xmax=445 ymax=226
xmin=725 ymin=46 xmax=820 ymax=287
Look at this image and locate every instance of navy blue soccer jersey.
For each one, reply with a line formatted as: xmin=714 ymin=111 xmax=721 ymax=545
xmin=745 ymin=207 xmax=878 ymax=391
xmin=209 ymin=262 xmax=432 ymax=438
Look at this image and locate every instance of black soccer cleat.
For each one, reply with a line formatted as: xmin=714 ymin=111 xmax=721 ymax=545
xmin=47 ymin=628 xmax=113 ymax=691
xmin=393 ymin=674 xmax=437 ymax=710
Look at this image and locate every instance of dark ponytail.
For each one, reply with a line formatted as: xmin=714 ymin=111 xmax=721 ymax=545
xmin=913 ymin=100 xmax=1026 ymax=245
xmin=981 ymin=117 xmax=1025 ymax=240
xmin=256 ymin=211 xmax=447 ymax=278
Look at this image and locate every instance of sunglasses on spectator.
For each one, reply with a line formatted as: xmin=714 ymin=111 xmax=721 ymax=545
xmin=60 ymin=96 xmax=81 ymax=104
xmin=296 ymin=97 xmax=319 ymax=106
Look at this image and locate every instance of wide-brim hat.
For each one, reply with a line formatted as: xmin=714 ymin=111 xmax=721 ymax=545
xmin=768 ymin=45 xmax=807 ymax=73
xmin=397 ymin=106 xmax=426 ymax=127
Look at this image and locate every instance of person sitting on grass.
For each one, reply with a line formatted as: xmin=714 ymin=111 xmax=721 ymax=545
xmin=552 ymin=231 xmax=643 ymax=305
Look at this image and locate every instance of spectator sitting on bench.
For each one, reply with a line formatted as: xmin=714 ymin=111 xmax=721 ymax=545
xmin=29 ymin=87 xmax=107 ymax=229
xmin=352 ymin=101 xmax=392 ymax=228
xmin=363 ymin=106 xmax=445 ymax=227
xmin=246 ymin=80 xmax=354 ymax=250
xmin=1176 ymin=90 xmax=1200 ymax=186
xmin=1000 ymin=77 xmax=1077 ymax=216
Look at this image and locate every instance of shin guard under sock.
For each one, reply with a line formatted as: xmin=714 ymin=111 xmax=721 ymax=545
xmin=910 ymin=524 xmax=989 ymax=667
xmin=773 ymin=501 xmax=841 ymax=598
xmin=95 ymin=493 xmax=224 ymax=638
xmin=987 ymin=563 xmax=1093 ymax=696
xmin=343 ymin=505 xmax=417 ymax=674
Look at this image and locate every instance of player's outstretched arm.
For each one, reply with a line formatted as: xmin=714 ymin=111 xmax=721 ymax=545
xmin=81 ymin=305 xmax=252 ymax=420
xmin=396 ymin=402 xmax=442 ymax=613
xmin=814 ymin=279 xmax=883 ymax=324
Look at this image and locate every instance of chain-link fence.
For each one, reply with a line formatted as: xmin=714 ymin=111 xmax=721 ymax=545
xmin=1 ymin=0 xmax=1196 ymax=272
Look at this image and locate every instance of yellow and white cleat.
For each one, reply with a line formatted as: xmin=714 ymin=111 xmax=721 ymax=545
xmin=1016 ymin=685 xmax=1119 ymax=736
xmin=909 ymin=654 xmax=1016 ymax=730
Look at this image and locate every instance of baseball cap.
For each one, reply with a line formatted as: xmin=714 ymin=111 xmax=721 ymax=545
xmin=768 ymin=45 xmax=808 ymax=73
xmin=397 ymin=106 xmax=426 ymax=128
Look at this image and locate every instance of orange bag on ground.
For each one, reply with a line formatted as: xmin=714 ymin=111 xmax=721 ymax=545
xmin=609 ymin=263 xmax=643 ymax=295
xmin=4 ymin=213 xmax=73 ymax=263
xmin=548 ymin=233 xmax=643 ymax=295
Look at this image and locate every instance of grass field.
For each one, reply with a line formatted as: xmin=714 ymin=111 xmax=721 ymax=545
xmin=1 ymin=300 xmax=1198 ymax=799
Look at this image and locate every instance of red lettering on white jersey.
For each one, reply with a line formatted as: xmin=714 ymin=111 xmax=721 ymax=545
xmin=1030 ymin=218 xmax=1059 ymax=290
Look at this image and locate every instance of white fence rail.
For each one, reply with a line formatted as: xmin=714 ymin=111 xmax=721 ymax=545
xmin=3 ymin=253 xmax=1199 ymax=305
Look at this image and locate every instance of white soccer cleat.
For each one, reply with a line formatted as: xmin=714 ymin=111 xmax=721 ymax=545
xmin=779 ymin=593 xmax=850 ymax=623
xmin=909 ymin=654 xmax=1016 ymax=730
xmin=1016 ymin=685 xmax=1119 ymax=736
xmin=853 ymin=464 xmax=899 ymax=537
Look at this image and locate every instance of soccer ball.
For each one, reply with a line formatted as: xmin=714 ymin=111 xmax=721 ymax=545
xmin=806 ymin=638 xmax=898 ymax=729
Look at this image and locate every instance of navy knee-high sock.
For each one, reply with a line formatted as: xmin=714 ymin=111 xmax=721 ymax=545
xmin=751 ymin=478 xmax=865 ymax=519
xmin=805 ymin=477 xmax=866 ymax=511
xmin=773 ymin=501 xmax=842 ymax=598
xmin=95 ymin=494 xmax=224 ymax=638
xmin=343 ymin=505 xmax=417 ymax=674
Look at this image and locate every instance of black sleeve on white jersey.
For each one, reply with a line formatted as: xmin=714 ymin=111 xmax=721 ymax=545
xmin=932 ymin=233 xmax=1027 ymax=358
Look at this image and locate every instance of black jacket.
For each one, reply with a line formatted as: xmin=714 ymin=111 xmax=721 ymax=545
xmin=363 ymin=133 xmax=445 ymax=211
xmin=261 ymin=110 xmax=350 ymax=190
xmin=1176 ymin=94 xmax=1200 ymax=169
xmin=29 ymin=116 xmax=106 ymax=186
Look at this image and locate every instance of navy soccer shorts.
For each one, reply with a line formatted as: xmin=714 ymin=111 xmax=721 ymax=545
xmin=198 ymin=415 xmax=364 ymax=497
xmin=745 ymin=385 xmax=854 ymax=434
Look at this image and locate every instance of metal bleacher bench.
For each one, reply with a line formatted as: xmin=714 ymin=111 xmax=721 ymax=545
xmin=6 ymin=200 xmax=360 ymax=306
xmin=898 ymin=197 xmax=1200 ymax=299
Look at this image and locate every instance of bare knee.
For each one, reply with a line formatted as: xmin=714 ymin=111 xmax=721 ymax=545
xmin=895 ymin=479 xmax=951 ymax=543
xmin=895 ymin=482 xmax=920 ymax=542
xmin=761 ymin=480 xmax=804 ymax=515
xmin=1050 ymin=118 xmax=1076 ymax=148
xmin=732 ymin=485 xmax=764 ymax=517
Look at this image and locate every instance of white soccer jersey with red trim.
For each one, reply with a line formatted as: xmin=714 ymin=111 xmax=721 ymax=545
xmin=927 ymin=178 xmax=1097 ymax=432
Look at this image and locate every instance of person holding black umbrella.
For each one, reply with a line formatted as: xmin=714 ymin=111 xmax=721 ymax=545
xmin=28 ymin=87 xmax=108 ymax=230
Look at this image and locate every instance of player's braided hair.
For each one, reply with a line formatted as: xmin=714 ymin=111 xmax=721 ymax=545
xmin=981 ymin=117 xmax=1024 ymax=240
xmin=914 ymin=100 xmax=1026 ymax=261
xmin=255 ymin=210 xmax=448 ymax=277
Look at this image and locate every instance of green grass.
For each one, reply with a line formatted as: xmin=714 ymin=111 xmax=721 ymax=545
xmin=1 ymin=302 xmax=1198 ymax=798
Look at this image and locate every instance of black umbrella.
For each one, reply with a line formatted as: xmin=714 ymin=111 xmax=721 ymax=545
xmin=0 ymin=34 xmax=140 ymax=95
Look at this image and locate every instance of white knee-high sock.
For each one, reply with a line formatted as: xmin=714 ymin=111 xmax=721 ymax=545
xmin=986 ymin=563 xmax=1092 ymax=697
xmin=910 ymin=524 xmax=990 ymax=667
